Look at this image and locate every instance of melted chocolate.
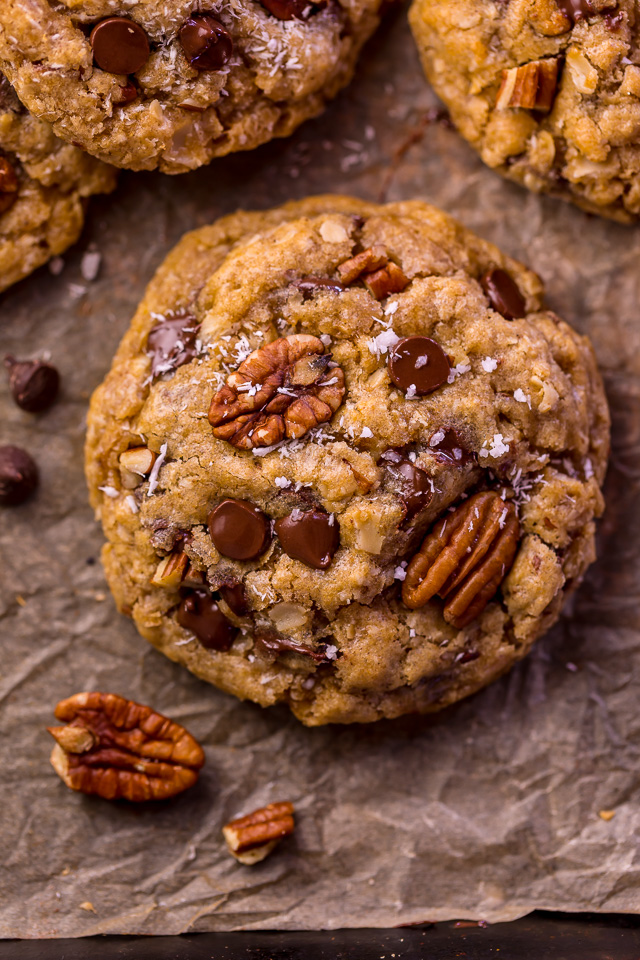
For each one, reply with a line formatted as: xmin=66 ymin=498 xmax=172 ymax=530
xmin=147 ymin=311 xmax=201 ymax=378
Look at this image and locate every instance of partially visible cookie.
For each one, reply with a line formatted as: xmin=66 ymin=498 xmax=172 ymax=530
xmin=0 ymin=75 xmax=117 ymax=294
xmin=0 ymin=0 xmax=385 ymax=173
xmin=85 ymin=195 xmax=610 ymax=726
xmin=410 ymin=0 xmax=640 ymax=222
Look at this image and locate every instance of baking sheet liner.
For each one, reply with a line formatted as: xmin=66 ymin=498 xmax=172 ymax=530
xmin=1 ymin=10 xmax=640 ymax=937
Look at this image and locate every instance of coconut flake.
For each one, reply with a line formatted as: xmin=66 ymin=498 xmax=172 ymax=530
xmin=481 ymin=357 xmax=498 ymax=373
xmin=147 ymin=442 xmax=168 ymax=497
xmin=98 ymin=485 xmax=119 ymax=499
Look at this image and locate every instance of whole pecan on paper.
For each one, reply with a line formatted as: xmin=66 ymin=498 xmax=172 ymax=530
xmin=47 ymin=692 xmax=205 ymax=801
xmin=208 ymin=334 xmax=345 ymax=449
xmin=223 ymin=801 xmax=295 ymax=864
xmin=402 ymin=491 xmax=519 ymax=628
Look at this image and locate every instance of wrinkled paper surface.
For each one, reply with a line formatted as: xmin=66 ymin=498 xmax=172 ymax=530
xmin=1 ymin=11 xmax=640 ymax=938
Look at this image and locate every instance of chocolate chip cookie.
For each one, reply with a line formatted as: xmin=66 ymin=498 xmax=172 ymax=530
xmin=0 ymin=0 xmax=385 ymax=174
xmin=410 ymin=0 xmax=640 ymax=222
xmin=85 ymin=195 xmax=610 ymax=725
xmin=0 ymin=75 xmax=116 ymax=293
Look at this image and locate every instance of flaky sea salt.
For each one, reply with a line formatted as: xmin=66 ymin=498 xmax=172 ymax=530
xmin=481 ymin=357 xmax=497 ymax=372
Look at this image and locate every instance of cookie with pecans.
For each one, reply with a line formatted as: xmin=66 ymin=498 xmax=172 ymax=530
xmin=85 ymin=195 xmax=609 ymax=725
xmin=410 ymin=0 xmax=640 ymax=222
xmin=0 ymin=0 xmax=385 ymax=174
xmin=0 ymin=74 xmax=116 ymax=293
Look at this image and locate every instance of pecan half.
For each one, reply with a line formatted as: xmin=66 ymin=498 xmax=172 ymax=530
xmin=402 ymin=491 xmax=519 ymax=628
xmin=0 ymin=155 xmax=19 ymax=215
xmin=496 ymin=59 xmax=559 ymax=112
xmin=223 ymin=801 xmax=295 ymax=864
xmin=47 ymin=692 xmax=205 ymax=801
xmin=208 ymin=335 xmax=345 ymax=449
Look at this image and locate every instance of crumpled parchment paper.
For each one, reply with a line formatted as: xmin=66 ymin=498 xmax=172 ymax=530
xmin=2 ymin=9 xmax=640 ymax=939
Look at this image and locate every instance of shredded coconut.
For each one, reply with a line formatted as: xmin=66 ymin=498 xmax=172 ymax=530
xmin=98 ymin=485 xmax=119 ymax=499
xmin=147 ymin=442 xmax=168 ymax=497
xmin=360 ymin=427 xmax=373 ymax=439
xmin=479 ymin=434 xmax=510 ymax=459
xmin=274 ymin=477 xmax=291 ymax=489
xmin=80 ymin=250 xmax=102 ymax=282
xmin=481 ymin=357 xmax=498 ymax=372
xmin=368 ymin=328 xmax=400 ymax=358
xmin=125 ymin=495 xmax=139 ymax=514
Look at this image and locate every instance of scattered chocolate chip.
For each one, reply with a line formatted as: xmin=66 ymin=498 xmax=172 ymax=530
xmin=258 ymin=0 xmax=309 ymax=19
xmin=179 ymin=13 xmax=233 ymax=71
xmin=255 ymin=629 xmax=329 ymax=663
xmin=275 ymin=509 xmax=339 ymax=570
xmin=147 ymin=311 xmax=201 ymax=378
xmin=0 ymin=445 xmax=38 ymax=506
xmin=177 ymin=589 xmax=237 ymax=650
xmin=385 ymin=458 xmax=432 ymax=520
xmin=0 ymin=154 xmax=19 ymax=215
xmin=481 ymin=269 xmax=526 ymax=321
xmin=556 ymin=0 xmax=594 ymax=23
xmin=90 ymin=18 xmax=151 ymax=75
xmin=208 ymin=499 xmax=271 ymax=561
xmin=428 ymin=429 xmax=475 ymax=467
xmin=292 ymin=276 xmax=345 ymax=299
xmin=458 ymin=649 xmax=480 ymax=664
xmin=219 ymin=582 xmax=248 ymax=616
xmin=388 ymin=336 xmax=450 ymax=396
xmin=4 ymin=355 xmax=60 ymax=413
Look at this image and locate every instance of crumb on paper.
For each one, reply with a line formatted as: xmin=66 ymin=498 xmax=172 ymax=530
xmin=15 ymin=595 xmax=26 ymax=607
xmin=79 ymin=902 xmax=96 ymax=913
xmin=80 ymin=251 xmax=102 ymax=282
xmin=599 ymin=810 xmax=616 ymax=821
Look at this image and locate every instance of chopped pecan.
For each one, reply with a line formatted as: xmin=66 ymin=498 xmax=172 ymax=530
xmin=119 ymin=446 xmax=157 ymax=489
xmin=47 ymin=692 xmax=205 ymax=801
xmin=496 ymin=59 xmax=559 ymax=112
xmin=364 ymin=262 xmax=410 ymax=300
xmin=336 ymin=245 xmax=409 ymax=300
xmin=337 ymin=244 xmax=388 ymax=284
xmin=208 ymin=335 xmax=345 ymax=450
xmin=150 ymin=550 xmax=189 ymax=588
xmin=0 ymin=155 xmax=19 ymax=215
xmin=402 ymin=491 xmax=520 ymax=628
xmin=223 ymin=801 xmax=295 ymax=864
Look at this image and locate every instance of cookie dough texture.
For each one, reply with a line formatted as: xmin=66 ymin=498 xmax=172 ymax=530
xmin=0 ymin=0 xmax=384 ymax=173
xmin=0 ymin=76 xmax=116 ymax=293
xmin=86 ymin=195 xmax=609 ymax=725
xmin=410 ymin=0 xmax=640 ymax=221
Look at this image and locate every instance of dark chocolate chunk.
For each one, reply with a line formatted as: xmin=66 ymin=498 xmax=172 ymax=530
xmin=4 ymin=355 xmax=59 ymax=412
xmin=385 ymin=458 xmax=432 ymax=519
xmin=219 ymin=582 xmax=248 ymax=616
xmin=388 ymin=335 xmax=450 ymax=396
xmin=179 ymin=14 xmax=233 ymax=71
xmin=292 ymin=276 xmax=345 ymax=299
xmin=481 ymin=269 xmax=526 ymax=321
xmin=259 ymin=0 xmax=310 ymax=19
xmin=428 ymin=429 xmax=474 ymax=466
xmin=255 ymin=629 xmax=329 ymax=663
xmin=90 ymin=18 xmax=150 ymax=74
xmin=0 ymin=445 xmax=38 ymax=506
xmin=275 ymin=509 xmax=339 ymax=570
xmin=208 ymin=499 xmax=271 ymax=561
xmin=556 ymin=0 xmax=595 ymax=23
xmin=177 ymin=589 xmax=237 ymax=650
xmin=147 ymin=311 xmax=201 ymax=378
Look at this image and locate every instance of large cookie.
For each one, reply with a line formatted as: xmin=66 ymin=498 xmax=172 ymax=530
xmin=85 ymin=195 xmax=610 ymax=725
xmin=0 ymin=75 xmax=116 ymax=293
xmin=0 ymin=0 xmax=384 ymax=174
xmin=410 ymin=0 xmax=640 ymax=222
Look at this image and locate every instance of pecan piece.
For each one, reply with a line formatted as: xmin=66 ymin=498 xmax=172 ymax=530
xmin=208 ymin=335 xmax=345 ymax=450
xmin=0 ymin=155 xmax=19 ymax=215
xmin=223 ymin=801 xmax=295 ymax=864
xmin=119 ymin=446 xmax=157 ymax=489
xmin=364 ymin=261 xmax=410 ymax=300
xmin=337 ymin=245 xmax=409 ymax=300
xmin=337 ymin=244 xmax=388 ymax=284
xmin=47 ymin=692 xmax=205 ymax=801
xmin=496 ymin=59 xmax=559 ymax=112
xmin=402 ymin=491 xmax=519 ymax=628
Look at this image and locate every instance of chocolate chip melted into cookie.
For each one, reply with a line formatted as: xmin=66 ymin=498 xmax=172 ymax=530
xmin=147 ymin=311 xmax=201 ymax=378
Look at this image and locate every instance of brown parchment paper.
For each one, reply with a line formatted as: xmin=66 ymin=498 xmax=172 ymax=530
xmin=2 ymin=10 xmax=640 ymax=939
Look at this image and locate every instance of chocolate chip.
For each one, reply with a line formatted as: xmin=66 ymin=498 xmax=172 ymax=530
xmin=556 ymin=0 xmax=594 ymax=23
xmin=255 ymin=629 xmax=329 ymax=663
xmin=428 ymin=429 xmax=475 ymax=467
xmin=275 ymin=509 xmax=339 ymax=570
xmin=481 ymin=269 xmax=526 ymax=321
xmin=0 ymin=445 xmax=38 ymax=506
xmin=90 ymin=18 xmax=150 ymax=75
xmin=292 ymin=276 xmax=345 ymax=299
xmin=0 ymin=155 xmax=19 ymax=215
xmin=385 ymin=458 xmax=432 ymax=520
xmin=259 ymin=0 xmax=309 ymax=19
xmin=219 ymin=582 xmax=248 ymax=616
xmin=179 ymin=14 xmax=233 ymax=71
xmin=208 ymin=499 xmax=271 ymax=561
xmin=4 ymin=356 xmax=59 ymax=413
xmin=147 ymin=311 xmax=201 ymax=378
xmin=177 ymin=589 xmax=237 ymax=651
xmin=388 ymin=336 xmax=450 ymax=396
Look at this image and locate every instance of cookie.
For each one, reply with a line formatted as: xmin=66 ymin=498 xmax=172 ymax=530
xmin=409 ymin=0 xmax=640 ymax=222
xmin=0 ymin=75 xmax=116 ymax=294
xmin=85 ymin=195 xmax=610 ymax=726
xmin=0 ymin=0 xmax=384 ymax=174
